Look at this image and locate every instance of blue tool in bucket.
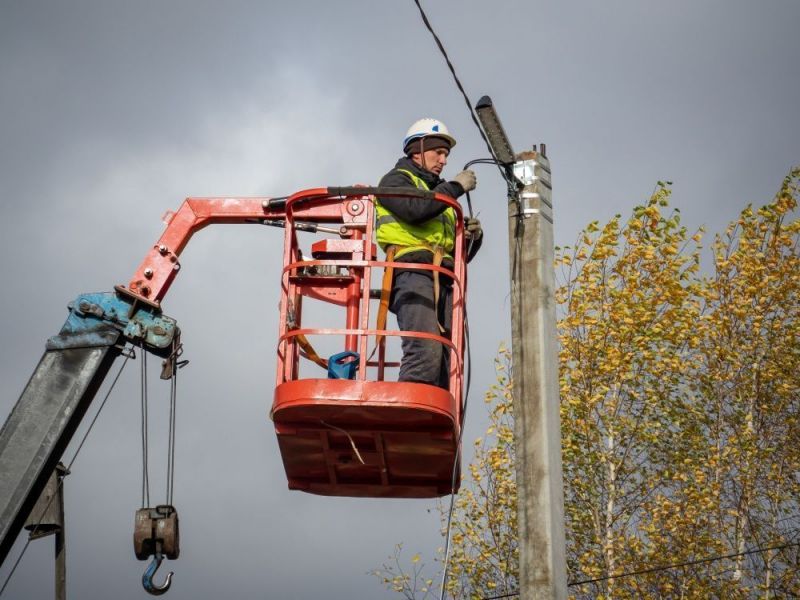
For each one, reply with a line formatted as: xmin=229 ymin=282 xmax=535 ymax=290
xmin=327 ymin=351 xmax=359 ymax=380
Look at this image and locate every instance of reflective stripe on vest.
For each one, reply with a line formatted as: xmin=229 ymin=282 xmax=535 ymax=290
xmin=375 ymin=168 xmax=457 ymax=260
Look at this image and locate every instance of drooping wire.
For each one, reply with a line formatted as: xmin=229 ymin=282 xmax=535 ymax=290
xmin=411 ymin=0 xmax=513 ymax=187
xmin=438 ymin=181 xmax=479 ymax=600
xmin=321 ymin=421 xmax=366 ymax=465
xmin=437 ymin=157 xmax=512 ymax=598
xmin=0 ymin=350 xmax=133 ymax=598
xmin=438 ymin=308 xmax=472 ymax=600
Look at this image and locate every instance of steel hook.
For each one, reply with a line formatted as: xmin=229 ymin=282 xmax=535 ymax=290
xmin=142 ymin=553 xmax=173 ymax=596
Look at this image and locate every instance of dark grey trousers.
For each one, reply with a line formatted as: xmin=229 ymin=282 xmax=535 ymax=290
xmin=389 ymin=270 xmax=453 ymax=389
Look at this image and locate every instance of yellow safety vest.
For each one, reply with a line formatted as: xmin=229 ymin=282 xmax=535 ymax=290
xmin=375 ymin=169 xmax=457 ymax=260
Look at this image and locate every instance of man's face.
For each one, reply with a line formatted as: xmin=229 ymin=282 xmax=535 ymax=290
xmin=412 ymin=147 xmax=449 ymax=176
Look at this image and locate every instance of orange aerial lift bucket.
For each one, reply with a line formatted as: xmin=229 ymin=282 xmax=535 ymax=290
xmin=116 ymin=186 xmax=467 ymax=500
xmin=270 ymin=188 xmax=467 ymax=498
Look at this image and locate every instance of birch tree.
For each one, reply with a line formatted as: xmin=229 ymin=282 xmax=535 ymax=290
xmin=375 ymin=168 xmax=800 ymax=599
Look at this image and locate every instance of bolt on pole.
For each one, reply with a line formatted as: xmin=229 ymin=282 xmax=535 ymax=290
xmin=508 ymin=148 xmax=567 ymax=599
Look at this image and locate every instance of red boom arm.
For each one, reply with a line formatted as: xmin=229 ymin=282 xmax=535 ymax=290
xmin=116 ymin=189 xmax=346 ymax=306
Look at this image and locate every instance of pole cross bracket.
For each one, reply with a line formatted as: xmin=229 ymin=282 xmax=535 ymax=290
xmin=512 ymin=157 xmax=552 ymax=189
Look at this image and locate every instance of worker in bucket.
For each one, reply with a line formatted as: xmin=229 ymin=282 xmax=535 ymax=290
xmin=376 ymin=118 xmax=482 ymax=390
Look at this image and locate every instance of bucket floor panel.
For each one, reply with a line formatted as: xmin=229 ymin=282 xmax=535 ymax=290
xmin=272 ymin=380 xmax=460 ymax=498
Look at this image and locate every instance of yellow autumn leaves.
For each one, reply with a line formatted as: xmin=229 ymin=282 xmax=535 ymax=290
xmin=559 ymin=170 xmax=800 ymax=598
xmin=376 ymin=167 xmax=799 ymax=599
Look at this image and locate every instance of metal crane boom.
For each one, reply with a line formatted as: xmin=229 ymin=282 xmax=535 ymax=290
xmin=0 ymin=292 xmax=179 ymax=565
xmin=0 ymin=194 xmax=290 ymax=565
xmin=0 ymin=187 xmax=439 ymax=569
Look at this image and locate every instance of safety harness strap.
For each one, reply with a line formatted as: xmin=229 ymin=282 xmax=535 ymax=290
xmin=431 ymin=245 xmax=446 ymax=334
xmin=364 ymin=246 xmax=394 ymax=366
xmin=375 ymin=245 xmax=396 ymax=352
xmin=294 ymin=333 xmax=328 ymax=369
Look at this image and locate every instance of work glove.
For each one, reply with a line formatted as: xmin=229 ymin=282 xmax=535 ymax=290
xmin=465 ymin=217 xmax=483 ymax=241
xmin=453 ymin=169 xmax=477 ymax=193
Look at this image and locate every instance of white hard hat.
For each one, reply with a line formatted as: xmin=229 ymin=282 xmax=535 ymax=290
xmin=403 ymin=118 xmax=457 ymax=153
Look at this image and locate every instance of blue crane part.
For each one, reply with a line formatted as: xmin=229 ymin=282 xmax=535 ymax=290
xmin=0 ymin=292 xmax=178 ymax=565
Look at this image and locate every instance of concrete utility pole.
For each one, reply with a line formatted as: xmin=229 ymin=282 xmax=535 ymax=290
xmin=476 ymin=96 xmax=567 ymax=598
xmin=508 ymin=148 xmax=568 ymax=599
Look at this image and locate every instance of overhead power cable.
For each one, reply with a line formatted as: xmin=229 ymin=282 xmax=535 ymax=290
xmin=477 ymin=538 xmax=800 ymax=600
xmin=568 ymin=539 xmax=800 ymax=587
xmin=411 ymin=0 xmax=512 ymax=185
xmin=410 ymin=0 xmax=514 ymax=591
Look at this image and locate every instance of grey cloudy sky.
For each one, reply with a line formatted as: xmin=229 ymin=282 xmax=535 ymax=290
xmin=1 ymin=1 xmax=798 ymax=599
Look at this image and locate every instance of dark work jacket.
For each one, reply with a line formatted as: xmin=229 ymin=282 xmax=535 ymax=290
xmin=377 ymin=157 xmax=483 ymax=272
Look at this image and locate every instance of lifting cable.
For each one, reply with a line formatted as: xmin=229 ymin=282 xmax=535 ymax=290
xmin=165 ymin=341 xmax=184 ymax=506
xmin=141 ymin=347 xmax=151 ymax=507
xmin=166 ymin=364 xmax=177 ymax=505
xmin=140 ymin=341 xmax=185 ymax=509
xmin=0 ymin=349 xmax=134 ymax=598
